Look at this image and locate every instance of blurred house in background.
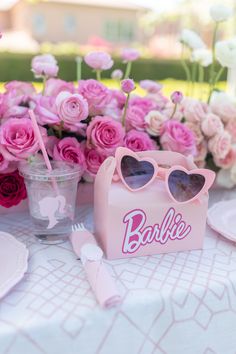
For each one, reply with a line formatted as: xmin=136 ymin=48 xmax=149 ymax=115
xmin=0 ymin=0 xmax=146 ymax=52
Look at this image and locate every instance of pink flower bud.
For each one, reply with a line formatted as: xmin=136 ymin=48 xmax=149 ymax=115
xmin=121 ymin=79 xmax=136 ymax=94
xmin=171 ymin=91 xmax=183 ymax=104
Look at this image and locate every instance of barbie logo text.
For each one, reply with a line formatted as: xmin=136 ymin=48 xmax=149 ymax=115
xmin=122 ymin=208 xmax=191 ymax=254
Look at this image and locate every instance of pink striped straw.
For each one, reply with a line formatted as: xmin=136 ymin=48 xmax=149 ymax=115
xmin=29 ymin=109 xmax=53 ymax=171
xmin=29 ymin=109 xmax=59 ymax=194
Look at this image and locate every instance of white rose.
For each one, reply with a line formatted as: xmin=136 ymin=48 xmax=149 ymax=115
xmin=215 ymin=39 xmax=236 ymax=68
xmin=179 ymin=29 xmax=206 ymax=50
xmin=210 ymin=4 xmax=233 ymax=22
xmin=216 ymin=168 xmax=235 ymax=188
xmin=191 ymin=49 xmax=212 ymax=67
xmin=210 ymin=91 xmax=236 ymax=123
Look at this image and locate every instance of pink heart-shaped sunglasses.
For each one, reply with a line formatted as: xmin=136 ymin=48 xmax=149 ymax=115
xmin=114 ymin=148 xmax=215 ymax=204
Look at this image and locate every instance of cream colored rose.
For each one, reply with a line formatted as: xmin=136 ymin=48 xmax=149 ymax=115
xmin=144 ymin=110 xmax=168 ymax=136
xmin=201 ymin=113 xmax=224 ymax=138
xmin=208 ymin=131 xmax=231 ymax=159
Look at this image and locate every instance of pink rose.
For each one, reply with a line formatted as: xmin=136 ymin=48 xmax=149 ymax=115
xmin=121 ymin=48 xmax=140 ymax=62
xmin=5 ymin=81 xmax=36 ymax=97
xmin=146 ymin=92 xmax=168 ymax=110
xmin=160 ymin=120 xmax=196 ymax=156
xmin=84 ymin=51 xmax=113 ymax=70
xmin=162 ymin=101 xmax=183 ymax=120
xmin=55 ymin=91 xmax=88 ymax=132
xmin=78 ymin=79 xmax=111 ymax=116
xmin=125 ymin=106 xmax=146 ymax=131
xmin=210 ymin=92 xmax=236 ymax=123
xmin=0 ymin=91 xmax=29 ymax=120
xmin=140 ymin=80 xmax=162 ymax=94
xmin=208 ymin=131 xmax=231 ymax=159
xmin=46 ymin=136 xmax=59 ymax=158
xmin=34 ymin=95 xmax=59 ymax=126
xmin=201 ymin=113 xmax=223 ymax=137
xmin=145 ymin=110 xmax=168 ymax=136
xmin=185 ymin=122 xmax=204 ymax=144
xmin=0 ymin=153 xmax=9 ymax=172
xmin=31 ymin=54 xmax=59 ymax=78
xmin=53 ymin=137 xmax=86 ymax=170
xmin=129 ymin=96 xmax=157 ymax=114
xmin=0 ymin=118 xmax=47 ymax=161
xmin=124 ymin=130 xmax=157 ymax=152
xmin=110 ymin=89 xmax=126 ymax=109
xmin=182 ymin=97 xmax=208 ymax=122
xmin=82 ymin=144 xmax=107 ymax=176
xmin=44 ymin=78 xmax=74 ymax=97
xmin=87 ymin=116 xmax=125 ymax=154
xmin=0 ymin=170 xmax=27 ymax=208
xmin=214 ymin=147 xmax=236 ymax=169
xmin=225 ymin=118 xmax=236 ymax=143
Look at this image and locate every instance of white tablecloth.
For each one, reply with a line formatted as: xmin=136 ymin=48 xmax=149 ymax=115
xmin=1 ymin=188 xmax=236 ymax=354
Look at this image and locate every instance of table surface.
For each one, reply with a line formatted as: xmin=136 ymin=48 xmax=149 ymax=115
xmin=1 ymin=188 xmax=236 ymax=354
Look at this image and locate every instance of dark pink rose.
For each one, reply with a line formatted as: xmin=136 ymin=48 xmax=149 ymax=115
xmin=124 ymin=130 xmax=157 ymax=152
xmin=87 ymin=115 xmax=125 ymax=154
xmin=53 ymin=137 xmax=86 ymax=170
xmin=44 ymin=78 xmax=75 ymax=97
xmin=0 ymin=170 xmax=27 ymax=208
xmin=78 ymin=79 xmax=111 ymax=116
xmin=160 ymin=120 xmax=196 ymax=156
xmin=0 ymin=118 xmax=47 ymax=161
xmin=82 ymin=144 xmax=108 ymax=177
xmin=125 ymin=106 xmax=147 ymax=131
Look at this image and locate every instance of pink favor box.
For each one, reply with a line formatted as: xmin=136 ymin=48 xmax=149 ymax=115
xmin=94 ymin=150 xmax=211 ymax=260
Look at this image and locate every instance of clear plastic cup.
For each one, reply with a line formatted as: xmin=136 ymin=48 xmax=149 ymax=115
xmin=19 ymin=161 xmax=83 ymax=244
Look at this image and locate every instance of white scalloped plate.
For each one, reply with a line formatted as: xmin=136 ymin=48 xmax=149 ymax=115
xmin=207 ymin=200 xmax=236 ymax=242
xmin=0 ymin=232 xmax=29 ymax=299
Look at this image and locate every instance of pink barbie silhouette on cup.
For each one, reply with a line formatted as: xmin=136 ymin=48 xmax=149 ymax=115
xmin=38 ymin=195 xmax=66 ymax=229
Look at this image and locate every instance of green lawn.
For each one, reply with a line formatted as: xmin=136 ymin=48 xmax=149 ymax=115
xmin=0 ymin=79 xmax=226 ymax=102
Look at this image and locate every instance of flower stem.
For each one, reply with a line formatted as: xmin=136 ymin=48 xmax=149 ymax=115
xmin=76 ymin=56 xmax=82 ymax=81
xmin=208 ymin=22 xmax=219 ymax=101
xmin=198 ymin=64 xmax=204 ymax=100
xmin=207 ymin=66 xmax=225 ymax=103
xmin=191 ymin=61 xmax=197 ymax=97
xmin=121 ymin=93 xmax=130 ymax=127
xmin=42 ymin=76 xmax=47 ymax=95
xmin=180 ymin=45 xmax=191 ymax=96
xmin=124 ymin=61 xmax=132 ymax=79
xmin=96 ymin=70 xmax=101 ymax=81
xmin=170 ymin=103 xmax=177 ymax=119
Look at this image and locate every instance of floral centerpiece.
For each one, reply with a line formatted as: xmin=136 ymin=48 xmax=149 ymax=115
xmin=0 ymin=4 xmax=236 ymax=209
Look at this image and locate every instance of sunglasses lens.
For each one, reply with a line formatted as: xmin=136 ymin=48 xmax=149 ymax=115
xmin=121 ymin=156 xmax=155 ymax=190
xmin=168 ymin=170 xmax=205 ymax=202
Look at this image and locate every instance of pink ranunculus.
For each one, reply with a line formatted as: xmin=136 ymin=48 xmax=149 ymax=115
xmin=53 ymin=137 xmax=86 ymax=170
xmin=82 ymin=143 xmax=108 ymax=176
xmin=214 ymin=147 xmax=236 ymax=169
xmin=182 ymin=97 xmax=209 ymax=122
xmin=121 ymin=48 xmax=140 ymax=62
xmin=0 ymin=170 xmax=27 ymax=208
xmin=84 ymin=51 xmax=114 ymax=70
xmin=125 ymin=106 xmax=147 ymax=131
xmin=121 ymin=79 xmax=136 ymax=94
xmin=225 ymin=118 xmax=236 ymax=143
xmin=33 ymin=95 xmax=60 ymax=126
xmin=44 ymin=78 xmax=75 ymax=97
xmin=124 ymin=130 xmax=157 ymax=152
xmin=87 ymin=116 xmax=125 ymax=154
xmin=171 ymin=91 xmax=183 ymax=104
xmin=46 ymin=135 xmax=59 ymax=158
xmin=145 ymin=110 xmax=168 ymax=136
xmin=31 ymin=54 xmax=59 ymax=78
xmin=110 ymin=89 xmax=126 ymax=109
xmin=160 ymin=120 xmax=196 ymax=156
xmin=111 ymin=69 xmax=123 ymax=80
xmin=208 ymin=131 xmax=231 ymax=159
xmin=210 ymin=91 xmax=236 ymax=123
xmin=0 ymin=118 xmax=47 ymax=161
xmin=55 ymin=91 xmax=88 ymax=132
xmin=0 ymin=91 xmax=29 ymax=120
xmin=4 ymin=81 xmax=36 ymax=97
xmin=78 ymin=79 xmax=111 ymax=116
xmin=140 ymin=80 xmax=162 ymax=93
xmin=201 ymin=113 xmax=224 ymax=138
xmin=129 ymin=96 xmax=157 ymax=114
xmin=162 ymin=101 xmax=183 ymax=121
xmin=185 ymin=121 xmax=204 ymax=144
